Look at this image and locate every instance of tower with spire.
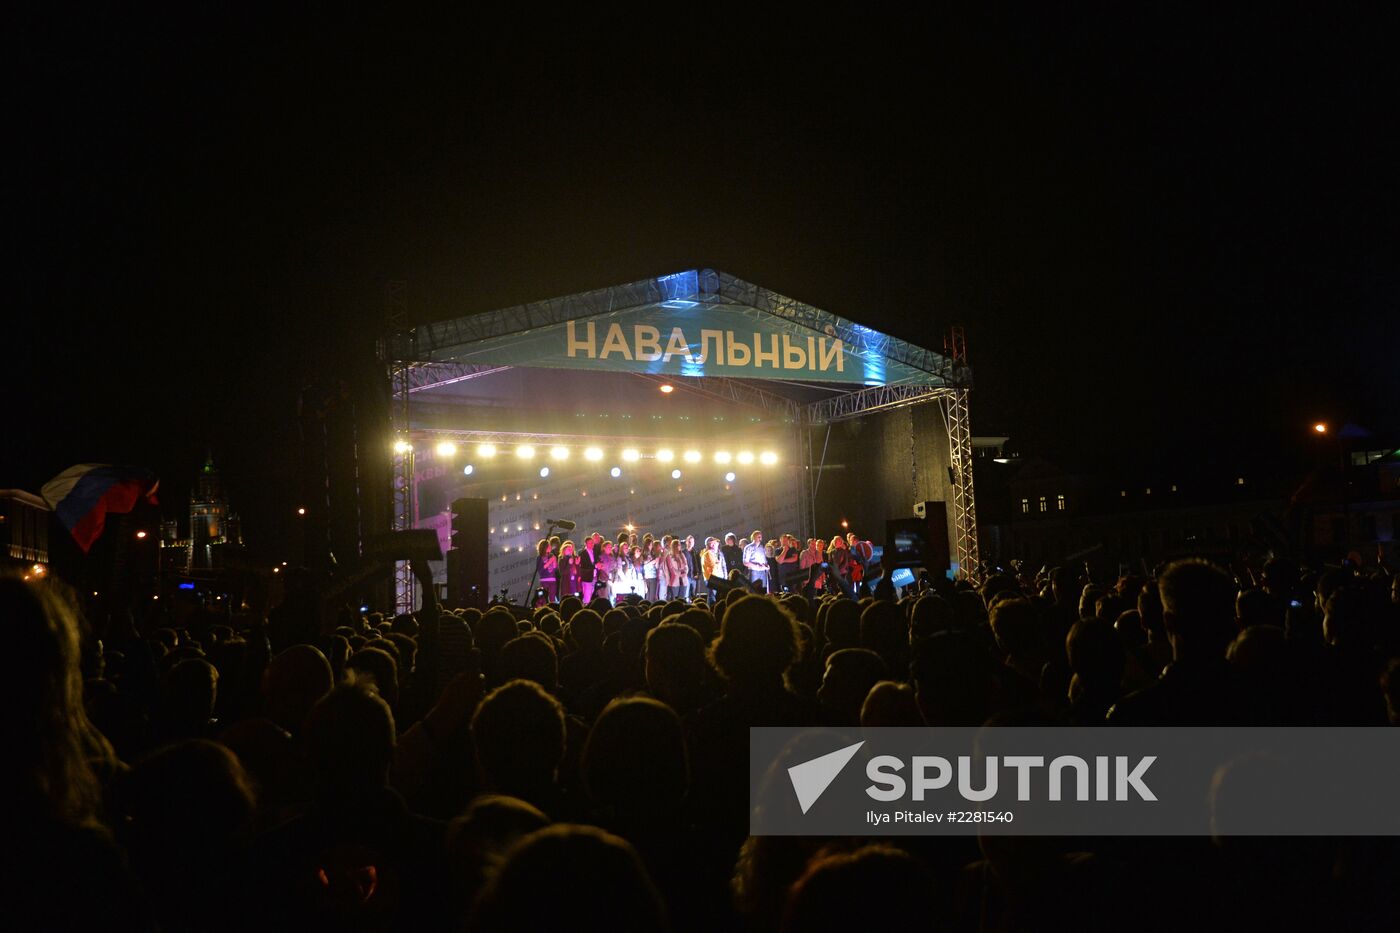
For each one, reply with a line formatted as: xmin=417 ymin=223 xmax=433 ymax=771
xmin=189 ymin=452 xmax=228 ymax=569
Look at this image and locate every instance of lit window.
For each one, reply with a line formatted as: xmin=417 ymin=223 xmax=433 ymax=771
xmin=1171 ymin=484 xmax=1178 ymax=492
xmin=1056 ymin=494 xmax=1065 ymax=511
xmin=1145 ymin=488 xmax=1152 ymax=496
xmin=1020 ymin=498 xmax=1029 ymax=514
xmin=1038 ymin=496 xmax=1047 ymax=513
xmin=1120 ymin=490 xmax=1127 ymax=497
xmin=1236 ymin=477 xmax=1245 ymax=486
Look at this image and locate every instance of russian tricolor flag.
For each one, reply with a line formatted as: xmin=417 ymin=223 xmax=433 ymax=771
xmin=41 ymin=464 xmax=160 ymax=553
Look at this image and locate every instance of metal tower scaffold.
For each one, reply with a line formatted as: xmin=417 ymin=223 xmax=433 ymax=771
xmin=384 ymin=281 xmax=417 ymax=614
xmin=941 ymin=326 xmax=981 ymax=584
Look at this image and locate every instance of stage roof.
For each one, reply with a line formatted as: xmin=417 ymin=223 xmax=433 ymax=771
xmin=385 ymin=269 xmax=967 ymax=392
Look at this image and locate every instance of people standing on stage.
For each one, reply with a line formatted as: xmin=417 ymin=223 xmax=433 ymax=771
xmin=559 ymin=540 xmax=581 ymax=597
xmin=701 ymin=536 xmax=727 ymax=599
xmin=613 ymin=547 xmax=643 ymax=599
xmin=765 ymin=540 xmax=780 ymax=593
xmin=643 ymin=540 xmax=662 ymax=601
xmin=684 ymin=534 xmax=700 ymax=598
xmin=846 ymin=531 xmax=873 ymax=596
xmin=536 ymin=538 xmax=558 ymax=602
xmin=827 ymin=535 xmax=856 ymax=598
xmin=594 ymin=539 xmax=616 ymax=603
xmin=663 ymin=538 xmax=688 ymax=599
xmin=803 ymin=537 xmax=826 ymax=596
xmin=776 ymin=533 xmax=801 ymax=593
xmin=721 ymin=533 xmax=744 ymax=584
xmin=578 ymin=533 xmax=598 ymax=603
xmin=743 ymin=530 xmax=769 ymax=593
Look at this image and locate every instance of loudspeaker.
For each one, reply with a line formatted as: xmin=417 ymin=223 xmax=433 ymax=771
xmin=447 ymin=497 xmax=489 ymax=608
xmin=887 ymin=501 xmax=950 ymax=573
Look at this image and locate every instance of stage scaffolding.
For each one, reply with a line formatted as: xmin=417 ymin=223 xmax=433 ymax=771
xmin=381 ymin=270 xmax=981 ymax=612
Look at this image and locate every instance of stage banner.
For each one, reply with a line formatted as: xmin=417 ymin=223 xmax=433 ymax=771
xmin=432 ymin=301 xmax=941 ymax=387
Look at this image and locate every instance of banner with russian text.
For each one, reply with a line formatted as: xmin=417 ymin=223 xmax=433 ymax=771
xmin=430 ymin=302 xmax=945 ymax=386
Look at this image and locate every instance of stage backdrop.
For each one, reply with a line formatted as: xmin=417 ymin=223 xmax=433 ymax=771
xmin=414 ymin=457 xmax=800 ymax=603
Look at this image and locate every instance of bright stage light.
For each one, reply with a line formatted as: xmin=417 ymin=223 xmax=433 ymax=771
xmin=684 ymin=450 xmax=702 ymax=463
xmin=714 ymin=451 xmax=732 ymax=465
xmin=297 ymin=507 xmax=306 ymax=516
xmin=584 ymin=447 xmax=604 ymax=461
xmin=621 ymin=448 xmax=640 ymax=462
xmin=737 ymin=451 xmax=755 ymax=465
xmin=656 ymin=448 xmax=674 ymax=462
xmin=435 ymin=441 xmax=458 ymax=457
xmin=671 ymin=469 xmax=682 ymax=480
xmin=659 ymin=384 xmax=674 ymax=394
xmin=550 ymin=446 xmax=570 ymax=461
xmin=393 ymin=440 xmax=412 ymax=454
xmin=610 ymin=466 xmax=622 ymax=478
xmin=478 ymin=443 xmax=497 ymax=458
xmin=539 ymin=467 xmax=550 ymax=478
xmin=463 ymin=464 xmax=474 ymax=476
xmin=760 ymin=451 xmax=779 ymax=466
xmin=135 ymin=530 xmax=147 ymax=539
xmin=1313 ymin=422 xmax=1328 ymax=434
xmin=516 ymin=445 xmax=535 ymax=459
xmin=724 ymin=471 xmax=736 ymax=482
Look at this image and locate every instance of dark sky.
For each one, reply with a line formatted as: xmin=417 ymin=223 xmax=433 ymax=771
xmin=9 ymin=8 xmax=1398 ymax=548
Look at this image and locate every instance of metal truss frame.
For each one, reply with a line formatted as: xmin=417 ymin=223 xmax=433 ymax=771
xmin=405 ymin=362 xmax=514 ymax=394
xmin=941 ymin=327 xmax=980 ymax=584
xmin=387 ymin=269 xmax=959 ymax=385
xmin=804 ymin=383 xmax=955 ymax=426
xmin=389 ymin=362 xmax=416 ymax=613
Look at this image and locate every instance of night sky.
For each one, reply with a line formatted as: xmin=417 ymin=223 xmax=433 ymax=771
xmin=10 ymin=9 xmax=1398 ymax=553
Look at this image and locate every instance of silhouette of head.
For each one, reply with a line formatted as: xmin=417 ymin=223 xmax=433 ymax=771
xmin=471 ymin=679 xmax=566 ymax=796
xmin=568 ymin=608 xmax=604 ymax=652
xmin=781 ymin=844 xmax=936 ymax=932
xmin=498 ymin=632 xmax=559 ymax=689
xmin=709 ymin=596 xmax=799 ymax=687
xmin=644 ymin=622 xmax=707 ymax=701
xmin=910 ymin=632 xmax=995 ymax=726
xmin=303 ymin=683 xmax=395 ymax=803
xmin=1066 ymin=619 xmax=1125 ymax=694
xmin=582 ymin=697 xmax=688 ymax=815
xmin=470 ymin=824 xmax=668 ymax=932
xmin=1159 ymin=559 xmax=1237 ymax=659
xmin=817 ymin=649 xmax=887 ymax=722
xmin=261 ymin=644 xmax=331 ymax=728
xmin=345 ymin=646 xmax=399 ymax=710
xmin=1 ymin=572 xmax=112 ymax=822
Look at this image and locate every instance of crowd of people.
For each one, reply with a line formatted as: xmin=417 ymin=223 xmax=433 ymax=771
xmin=5 ymin=548 xmax=1399 ymax=931
xmin=534 ymin=528 xmax=875 ymax=605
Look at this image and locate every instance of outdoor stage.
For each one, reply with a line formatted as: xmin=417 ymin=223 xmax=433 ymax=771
xmin=380 ymin=269 xmax=979 ymax=611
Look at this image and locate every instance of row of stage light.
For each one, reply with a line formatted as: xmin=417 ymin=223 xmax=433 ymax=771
xmin=393 ymin=439 xmax=781 ymax=467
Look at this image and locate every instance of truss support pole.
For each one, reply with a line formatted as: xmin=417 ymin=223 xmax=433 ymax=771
xmin=384 ymin=280 xmax=416 ymax=614
xmin=795 ymin=415 xmax=814 ymax=542
xmin=941 ymin=326 xmax=981 ymax=584
xmin=390 ymin=364 xmax=416 ymax=614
